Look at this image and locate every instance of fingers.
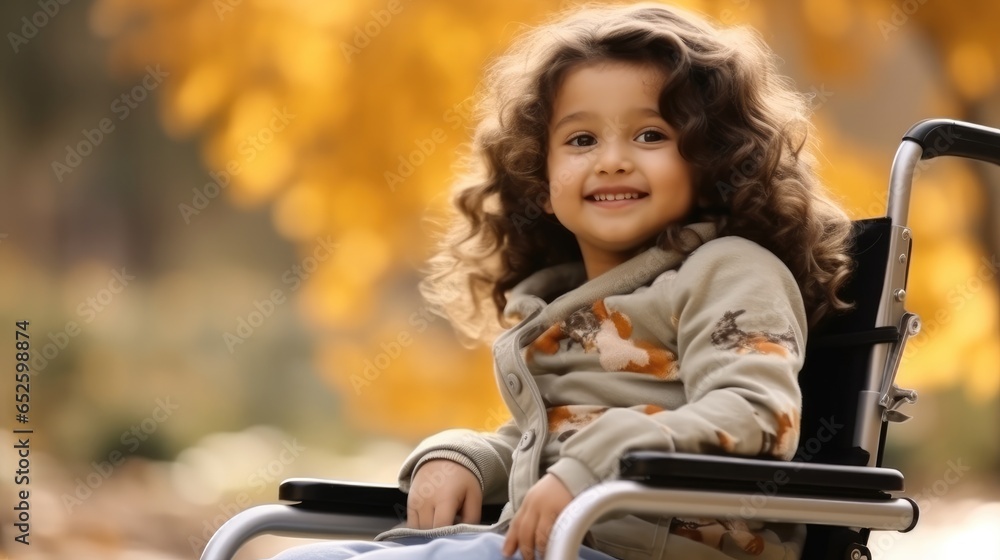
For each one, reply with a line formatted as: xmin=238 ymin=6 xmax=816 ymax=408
xmin=406 ymin=492 xmax=440 ymax=529
xmin=534 ymin=514 xmax=555 ymax=559
xmin=408 ymin=492 xmax=467 ymax=529
xmin=503 ymin=477 xmax=568 ymax=559
xmin=407 ymin=501 xmax=461 ymax=529
xmin=519 ymin=515 xmax=538 ymax=560
xmin=461 ymin=486 xmax=482 ymax=525
xmin=405 ymin=504 xmax=421 ymax=529
xmin=502 ymin=515 xmax=520 ymax=558
xmin=432 ymin=501 xmax=458 ymax=528
xmin=504 ymin=508 xmax=539 ymax=560
xmin=406 ymin=460 xmax=484 ymax=530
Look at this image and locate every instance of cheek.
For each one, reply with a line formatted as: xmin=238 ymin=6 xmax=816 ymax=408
xmin=547 ymin=154 xmax=585 ymax=196
xmin=544 ymin=155 xmax=560 ymax=214
xmin=672 ymin=170 xmax=694 ymax=206
xmin=657 ymin=156 xmax=694 ymax=193
xmin=541 ymin=188 xmax=554 ymax=214
xmin=680 ymin=176 xmax=697 ymax=215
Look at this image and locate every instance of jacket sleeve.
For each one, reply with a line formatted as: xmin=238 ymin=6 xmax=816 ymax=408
xmin=397 ymin=419 xmax=522 ymax=504
xmin=546 ymin=238 xmax=807 ymax=497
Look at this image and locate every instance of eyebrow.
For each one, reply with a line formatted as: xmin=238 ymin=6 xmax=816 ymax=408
xmin=551 ymin=107 xmax=663 ymax=131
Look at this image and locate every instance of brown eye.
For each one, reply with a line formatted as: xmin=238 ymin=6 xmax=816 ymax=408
xmin=568 ymin=134 xmax=596 ymax=147
xmin=636 ymin=130 xmax=666 ymax=143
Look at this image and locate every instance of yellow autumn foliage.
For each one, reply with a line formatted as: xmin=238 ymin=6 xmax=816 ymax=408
xmin=89 ymin=0 xmax=1000 ymax=441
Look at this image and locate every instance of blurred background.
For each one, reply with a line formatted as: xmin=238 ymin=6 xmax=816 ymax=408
xmin=1 ymin=0 xmax=998 ymax=558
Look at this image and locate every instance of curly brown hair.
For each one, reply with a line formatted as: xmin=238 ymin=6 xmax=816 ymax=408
xmin=419 ymin=2 xmax=853 ymax=347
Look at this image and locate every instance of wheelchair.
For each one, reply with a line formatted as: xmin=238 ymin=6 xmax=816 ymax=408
xmin=199 ymin=119 xmax=1000 ymax=560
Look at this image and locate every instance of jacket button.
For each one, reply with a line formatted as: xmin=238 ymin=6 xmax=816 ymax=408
xmin=505 ymin=373 xmax=522 ymax=395
xmin=519 ymin=429 xmax=535 ymax=450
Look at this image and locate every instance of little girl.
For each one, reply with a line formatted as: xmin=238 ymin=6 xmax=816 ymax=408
xmin=272 ymin=2 xmax=852 ymax=559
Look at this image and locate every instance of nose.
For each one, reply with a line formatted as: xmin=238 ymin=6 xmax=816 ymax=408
xmin=593 ymin=140 xmax=634 ymax=175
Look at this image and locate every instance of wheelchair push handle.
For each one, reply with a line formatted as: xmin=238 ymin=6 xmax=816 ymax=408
xmin=903 ymin=118 xmax=1000 ymax=166
xmin=888 ymin=118 xmax=1000 ymax=228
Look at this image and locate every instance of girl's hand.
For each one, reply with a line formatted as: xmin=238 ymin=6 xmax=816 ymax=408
xmin=405 ymin=459 xmax=483 ymax=529
xmin=503 ymin=473 xmax=574 ymax=560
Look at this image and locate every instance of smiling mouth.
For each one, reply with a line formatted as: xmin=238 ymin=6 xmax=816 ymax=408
xmin=585 ymin=192 xmax=648 ymax=204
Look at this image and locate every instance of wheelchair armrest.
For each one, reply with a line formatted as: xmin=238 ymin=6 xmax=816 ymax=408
xmin=278 ymin=478 xmax=506 ymax=522
xmin=279 ymin=479 xmax=408 ymax=516
xmin=620 ymin=451 xmax=904 ymax=499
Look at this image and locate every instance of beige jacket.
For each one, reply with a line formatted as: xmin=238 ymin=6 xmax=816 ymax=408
xmin=378 ymin=225 xmax=807 ymax=559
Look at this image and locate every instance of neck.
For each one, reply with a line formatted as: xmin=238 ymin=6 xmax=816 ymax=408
xmin=581 ymin=245 xmax=649 ymax=280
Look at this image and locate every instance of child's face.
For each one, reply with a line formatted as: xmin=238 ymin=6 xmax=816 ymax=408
xmin=545 ymin=61 xmax=694 ymax=279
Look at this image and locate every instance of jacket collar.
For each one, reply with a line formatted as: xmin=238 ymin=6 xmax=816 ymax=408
xmin=503 ymin=222 xmax=718 ymax=329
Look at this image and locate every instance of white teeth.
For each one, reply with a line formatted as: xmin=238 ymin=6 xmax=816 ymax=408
xmin=591 ymin=192 xmax=642 ymax=201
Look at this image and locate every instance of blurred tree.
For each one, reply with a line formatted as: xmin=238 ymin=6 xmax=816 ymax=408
xmin=88 ymin=0 xmax=999 ymax=444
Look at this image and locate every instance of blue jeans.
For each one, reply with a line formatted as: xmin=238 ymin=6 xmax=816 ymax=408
xmin=268 ymin=532 xmax=618 ymax=560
